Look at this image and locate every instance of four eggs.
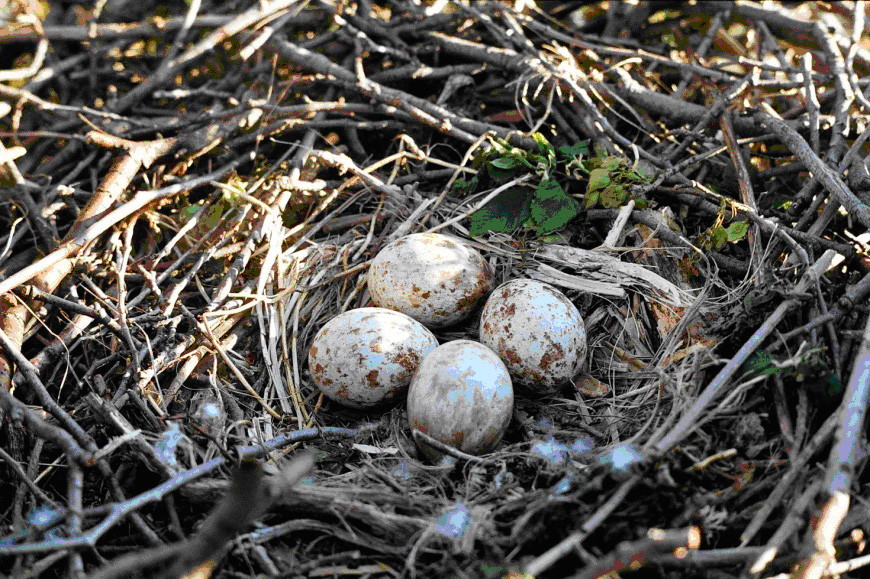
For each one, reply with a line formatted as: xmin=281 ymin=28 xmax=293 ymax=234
xmin=307 ymin=232 xmax=588 ymax=459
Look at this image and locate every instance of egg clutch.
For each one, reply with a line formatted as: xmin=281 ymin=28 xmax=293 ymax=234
xmin=307 ymin=232 xmax=588 ymax=460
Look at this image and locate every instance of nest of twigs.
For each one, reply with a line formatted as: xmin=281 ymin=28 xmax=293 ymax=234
xmin=2 ymin=1 xmax=870 ymax=578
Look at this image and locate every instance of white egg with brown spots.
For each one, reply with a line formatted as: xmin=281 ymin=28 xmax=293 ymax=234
xmin=308 ymin=308 xmax=438 ymax=408
xmin=407 ymin=340 xmax=513 ymax=461
xmin=367 ymin=232 xmax=494 ymax=328
xmin=479 ymin=279 xmax=587 ymax=394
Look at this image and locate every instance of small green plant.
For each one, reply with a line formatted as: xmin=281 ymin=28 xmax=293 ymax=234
xmin=460 ymin=134 xmax=594 ymax=237
xmin=175 ymin=175 xmax=249 ymax=249
xmin=746 ymin=348 xmax=843 ymax=400
xmin=457 ymin=135 xmax=655 ymax=237
xmin=582 ymin=153 xmax=652 ymax=209
xmin=697 ymin=200 xmax=750 ymax=251
xmin=179 ymin=187 xmax=241 ymax=230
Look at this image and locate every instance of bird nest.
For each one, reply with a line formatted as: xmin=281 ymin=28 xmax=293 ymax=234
xmin=1 ymin=1 xmax=869 ymax=578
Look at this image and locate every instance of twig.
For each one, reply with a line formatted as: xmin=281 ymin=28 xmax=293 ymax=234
xmin=811 ymin=18 xmax=855 ymax=164
xmin=803 ymin=53 xmax=821 ymax=154
xmin=0 ymin=386 xmax=89 ymax=466
xmin=747 ymin=481 xmax=821 ymax=575
xmin=411 ymin=429 xmax=484 ymax=463
xmin=0 ymin=457 xmax=224 ymax=557
xmin=566 ymin=527 xmax=701 ymax=579
xmin=598 ymin=79 xmax=801 ymax=137
xmin=0 ymin=426 xmax=369 ymax=557
xmin=521 ymin=475 xmax=643 ymax=577
xmin=112 ymin=0 xmax=300 ymax=113
xmin=0 ymin=152 xmax=248 ymax=298
xmin=0 ymin=326 xmax=94 ymax=452
xmin=795 ymin=491 xmax=851 ymax=579
xmin=0 ymin=15 xmax=294 ymax=43
xmin=518 ymin=15 xmax=744 ymax=83
xmin=236 ymin=424 xmax=379 ymax=460
xmin=163 ymin=454 xmax=314 ymax=579
xmin=25 ymin=287 xmax=136 ymax=348
xmin=785 ymin=271 xmax=870 ymax=339
xmin=0 ymin=445 xmax=60 ymax=509
xmin=740 ymin=410 xmax=840 ymax=547
xmin=720 ymin=109 xmax=764 ymax=277
xmin=788 ymin=310 xmax=870 ymax=577
xmin=846 ymin=1 xmax=870 ymax=114
xmin=753 ymin=111 xmax=870 ymax=228
xmin=652 ymin=250 xmax=836 ymax=455
xmin=268 ymin=37 xmax=536 ymax=150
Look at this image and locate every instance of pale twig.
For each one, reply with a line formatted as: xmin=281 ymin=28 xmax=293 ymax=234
xmin=201 ymin=312 xmax=281 ymax=420
xmin=796 ymin=491 xmax=850 ymax=579
xmin=0 ymin=427 xmax=372 ymax=557
xmin=411 ymin=429 xmax=484 ymax=463
xmin=0 ymin=152 xmax=250 ymax=298
xmin=566 ymin=527 xmax=701 ymax=579
xmin=653 ymin=250 xmax=836 ymax=455
xmin=740 ymin=411 xmax=839 ymax=546
xmin=791 ymin=309 xmax=870 ymax=577
xmin=824 ymin=309 xmax=870 ymax=495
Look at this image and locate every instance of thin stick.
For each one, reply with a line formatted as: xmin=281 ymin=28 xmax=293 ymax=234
xmin=753 ymin=112 xmax=870 ymax=227
xmin=653 ymin=250 xmax=836 ymax=455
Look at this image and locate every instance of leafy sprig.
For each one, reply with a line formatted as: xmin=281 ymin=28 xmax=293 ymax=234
xmin=697 ymin=200 xmax=750 ymax=251
xmin=460 ymin=134 xmax=590 ymax=237
xmin=583 ymin=153 xmax=653 ymax=209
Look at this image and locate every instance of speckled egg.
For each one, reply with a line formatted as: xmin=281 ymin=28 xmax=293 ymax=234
xmin=308 ymin=308 xmax=438 ymax=408
xmin=367 ymin=233 xmax=494 ymax=328
xmin=407 ymin=340 xmax=513 ymax=461
xmin=479 ymin=279 xmax=587 ymax=394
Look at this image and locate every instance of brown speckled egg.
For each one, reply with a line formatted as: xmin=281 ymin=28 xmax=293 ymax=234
xmin=407 ymin=340 xmax=513 ymax=462
xmin=308 ymin=308 xmax=438 ymax=408
xmin=479 ymin=279 xmax=586 ymax=394
xmin=367 ymin=233 xmax=494 ymax=328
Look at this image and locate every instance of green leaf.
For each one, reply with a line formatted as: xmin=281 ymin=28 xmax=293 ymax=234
xmin=182 ymin=198 xmax=227 ymax=229
xmin=532 ymin=132 xmax=556 ymax=167
xmin=530 ymin=178 xmax=579 ymax=235
xmin=468 ymin=186 xmax=533 ymax=236
xmin=207 ymin=200 xmax=228 ymax=229
xmin=489 ymin=156 xmax=523 ymax=170
xmin=725 ymin=221 xmax=750 ymax=242
xmin=487 ymin=165 xmax=519 ymax=184
xmin=585 ymin=189 xmax=600 ymax=209
xmin=539 ymin=233 xmax=566 ymax=244
xmin=710 ymin=225 xmax=728 ymax=250
xmin=747 ymin=351 xmax=777 ymax=376
xmin=821 ymin=373 xmax=843 ymax=397
xmin=632 ymin=160 xmax=656 ymax=182
xmin=558 ymin=141 xmax=590 ymax=159
xmin=451 ymin=176 xmax=478 ymax=196
xmin=600 ymin=184 xmax=628 ymax=208
xmin=587 ymin=168 xmax=611 ymax=192
xmin=600 ymin=155 xmax=622 ymax=171
xmin=472 ymin=150 xmax=490 ymax=170
xmin=180 ymin=202 xmax=203 ymax=220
